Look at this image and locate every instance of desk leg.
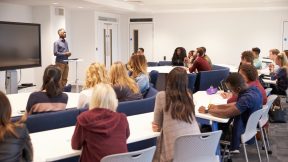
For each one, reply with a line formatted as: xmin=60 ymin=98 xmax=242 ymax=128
xmin=211 ymin=121 xmax=222 ymax=162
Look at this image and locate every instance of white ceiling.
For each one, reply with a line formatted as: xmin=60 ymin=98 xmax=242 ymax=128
xmin=1 ymin=0 xmax=288 ymax=13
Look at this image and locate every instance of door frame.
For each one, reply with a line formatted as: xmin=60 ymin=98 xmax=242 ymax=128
xmin=128 ymin=22 xmax=155 ymax=60
xmin=97 ymin=20 xmax=119 ymax=67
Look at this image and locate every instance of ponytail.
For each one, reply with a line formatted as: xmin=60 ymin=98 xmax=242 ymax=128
xmin=42 ymin=65 xmax=63 ymax=98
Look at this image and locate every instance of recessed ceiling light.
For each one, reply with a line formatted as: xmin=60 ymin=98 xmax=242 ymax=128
xmin=52 ymin=2 xmax=58 ymax=5
xmin=78 ymin=6 xmax=84 ymax=9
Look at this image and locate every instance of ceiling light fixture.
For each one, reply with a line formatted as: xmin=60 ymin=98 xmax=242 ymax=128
xmin=52 ymin=2 xmax=58 ymax=5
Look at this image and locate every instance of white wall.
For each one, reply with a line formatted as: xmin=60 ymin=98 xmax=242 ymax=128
xmin=128 ymin=9 xmax=288 ymax=66
xmin=67 ymin=10 xmax=96 ymax=85
xmin=0 ymin=2 xmax=33 ymax=92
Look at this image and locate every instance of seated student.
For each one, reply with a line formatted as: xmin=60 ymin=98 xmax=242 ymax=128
xmin=172 ymin=47 xmax=187 ymax=66
xmin=78 ymin=63 xmax=109 ymax=108
xmin=200 ymin=46 xmax=212 ymax=67
xmin=189 ymin=47 xmax=211 ymax=73
xmin=268 ymin=48 xmax=280 ymax=73
xmin=110 ymin=61 xmax=143 ymax=102
xmin=0 ymin=91 xmax=33 ymax=162
xmin=252 ymin=47 xmax=262 ymax=69
xmin=72 ymin=83 xmax=130 ymax=162
xmin=239 ymin=50 xmax=254 ymax=68
xmin=270 ymin=52 xmax=288 ymax=96
xmin=221 ymin=64 xmax=267 ymax=105
xmin=152 ymin=67 xmax=200 ymax=162
xmin=137 ymin=47 xmax=145 ymax=55
xmin=184 ymin=50 xmax=195 ymax=67
xmin=199 ymin=73 xmax=262 ymax=153
xmin=130 ymin=55 xmax=150 ymax=94
xmin=26 ymin=65 xmax=68 ymax=114
xmin=239 ymin=50 xmax=267 ymax=88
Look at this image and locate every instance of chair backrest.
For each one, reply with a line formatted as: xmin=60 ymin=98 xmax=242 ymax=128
xmin=117 ymin=97 xmax=156 ymax=116
xmin=100 ymin=146 xmax=156 ymax=162
xmin=241 ymin=108 xmax=264 ymax=143
xmin=158 ymin=61 xmax=172 ymax=66
xmin=147 ymin=62 xmax=158 ymax=67
xmin=195 ymin=68 xmax=230 ymax=91
xmin=265 ymin=88 xmax=272 ymax=96
xmin=259 ymin=95 xmax=278 ymax=127
xmin=149 ymin=70 xmax=159 ymax=88
xmin=144 ymin=87 xmax=158 ymax=98
xmin=173 ymin=130 xmax=222 ymax=162
xmin=187 ymin=73 xmax=197 ymax=92
xmin=259 ymin=105 xmax=269 ymax=127
xmin=212 ymin=65 xmax=228 ymax=70
xmin=26 ymin=108 xmax=79 ymax=133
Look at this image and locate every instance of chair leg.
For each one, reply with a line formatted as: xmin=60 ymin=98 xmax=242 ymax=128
xmin=260 ymin=128 xmax=269 ymax=161
xmin=255 ymin=136 xmax=262 ymax=162
xmin=263 ymin=128 xmax=272 ymax=154
xmin=222 ymin=144 xmax=227 ymax=162
xmin=243 ymin=142 xmax=249 ymax=162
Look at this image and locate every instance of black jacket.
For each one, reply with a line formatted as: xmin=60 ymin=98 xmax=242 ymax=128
xmin=0 ymin=124 xmax=33 ymax=162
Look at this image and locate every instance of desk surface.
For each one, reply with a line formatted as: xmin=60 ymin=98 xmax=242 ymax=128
xmin=30 ymin=112 xmax=160 ymax=162
xmin=147 ymin=66 xmax=188 ymax=73
xmin=193 ymin=91 xmax=229 ymax=123
xmin=8 ymin=92 xmax=81 ymax=117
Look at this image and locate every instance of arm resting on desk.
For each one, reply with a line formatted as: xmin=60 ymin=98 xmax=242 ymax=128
xmin=208 ymin=103 xmax=240 ymax=118
xmin=71 ymin=123 xmax=85 ymax=150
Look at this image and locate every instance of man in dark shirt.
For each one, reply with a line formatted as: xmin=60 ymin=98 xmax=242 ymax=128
xmin=54 ymin=28 xmax=71 ymax=87
xmin=199 ymin=73 xmax=262 ymax=152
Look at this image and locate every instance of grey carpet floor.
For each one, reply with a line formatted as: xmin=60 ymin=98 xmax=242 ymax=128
xmin=231 ymin=97 xmax=288 ymax=162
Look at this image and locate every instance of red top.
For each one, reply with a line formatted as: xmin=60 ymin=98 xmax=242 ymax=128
xmin=72 ymin=108 xmax=130 ymax=162
xmin=189 ymin=56 xmax=211 ymax=73
xmin=227 ymin=80 xmax=267 ymax=105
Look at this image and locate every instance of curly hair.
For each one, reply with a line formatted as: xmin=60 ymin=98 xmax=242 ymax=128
xmin=84 ymin=63 xmax=109 ymax=89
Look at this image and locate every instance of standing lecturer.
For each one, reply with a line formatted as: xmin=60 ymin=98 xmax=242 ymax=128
xmin=54 ymin=28 xmax=71 ymax=87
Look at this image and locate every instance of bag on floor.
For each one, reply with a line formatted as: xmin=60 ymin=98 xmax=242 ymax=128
xmin=269 ymin=106 xmax=286 ymax=123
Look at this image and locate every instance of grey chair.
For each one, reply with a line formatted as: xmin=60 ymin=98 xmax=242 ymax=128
xmin=100 ymin=146 xmax=156 ymax=162
xmin=173 ymin=130 xmax=222 ymax=162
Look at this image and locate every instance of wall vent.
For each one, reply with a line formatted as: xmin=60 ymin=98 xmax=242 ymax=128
xmin=98 ymin=16 xmax=118 ymax=23
xmin=55 ymin=8 xmax=65 ymax=16
xmin=130 ymin=18 xmax=153 ymax=22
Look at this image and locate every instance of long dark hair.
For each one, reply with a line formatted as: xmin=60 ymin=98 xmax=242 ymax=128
xmin=42 ymin=65 xmax=63 ymax=97
xmin=0 ymin=91 xmax=22 ymax=141
xmin=165 ymin=67 xmax=195 ymax=123
xmin=172 ymin=47 xmax=187 ymax=59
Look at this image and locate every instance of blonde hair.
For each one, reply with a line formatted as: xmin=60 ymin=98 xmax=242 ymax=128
xmin=130 ymin=55 xmax=147 ymax=78
xmin=84 ymin=63 xmax=109 ymax=89
xmin=110 ymin=61 xmax=140 ymax=93
xmin=89 ymin=83 xmax=118 ymax=111
xmin=276 ymin=52 xmax=288 ymax=67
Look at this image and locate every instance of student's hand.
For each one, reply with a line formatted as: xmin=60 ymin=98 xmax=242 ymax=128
xmin=208 ymin=104 xmax=216 ymax=110
xmin=65 ymin=52 xmax=71 ymax=57
xmin=152 ymin=122 xmax=160 ymax=132
xmin=220 ymin=92 xmax=232 ymax=99
xmin=198 ymin=106 xmax=207 ymax=114
xmin=268 ymin=63 xmax=274 ymax=72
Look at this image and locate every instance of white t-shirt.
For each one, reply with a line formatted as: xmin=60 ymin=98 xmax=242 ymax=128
xmin=78 ymin=88 xmax=93 ymax=108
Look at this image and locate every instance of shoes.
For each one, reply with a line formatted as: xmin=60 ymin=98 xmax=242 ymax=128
xmin=229 ymin=149 xmax=240 ymax=154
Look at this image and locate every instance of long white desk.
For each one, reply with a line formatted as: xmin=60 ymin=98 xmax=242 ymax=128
xmin=8 ymin=92 xmax=81 ymax=117
xmin=147 ymin=66 xmax=186 ymax=73
xmin=193 ymin=91 xmax=229 ymax=123
xmin=30 ymin=112 xmax=159 ymax=162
